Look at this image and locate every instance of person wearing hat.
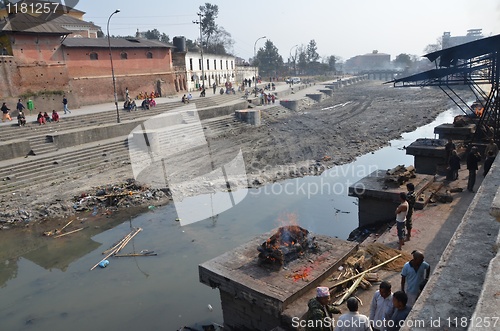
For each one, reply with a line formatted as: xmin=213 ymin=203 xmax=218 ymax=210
xmin=305 ymin=286 xmax=341 ymax=330
xmin=466 ymin=146 xmax=481 ymax=192
xmin=335 ymin=297 xmax=372 ymax=331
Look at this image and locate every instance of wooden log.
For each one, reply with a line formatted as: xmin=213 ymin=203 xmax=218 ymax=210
xmin=329 ymin=254 xmax=402 ymax=290
xmin=386 ymin=165 xmax=404 ymax=175
xmin=334 ymin=274 xmax=365 ymax=305
xmin=53 ymin=227 xmax=84 ymax=238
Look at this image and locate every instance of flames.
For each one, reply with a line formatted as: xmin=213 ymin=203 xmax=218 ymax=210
xmin=257 ymin=224 xmax=317 ymax=266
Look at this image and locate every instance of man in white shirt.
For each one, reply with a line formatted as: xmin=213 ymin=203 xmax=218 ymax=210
xmin=369 ymin=281 xmax=395 ymax=331
xmin=335 ymin=297 xmax=372 ymax=331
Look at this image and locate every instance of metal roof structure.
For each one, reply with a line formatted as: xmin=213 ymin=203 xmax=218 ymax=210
xmin=62 ymin=37 xmax=174 ymax=49
xmin=387 ymin=34 xmax=500 ymax=145
xmin=0 ymin=13 xmax=71 ymax=35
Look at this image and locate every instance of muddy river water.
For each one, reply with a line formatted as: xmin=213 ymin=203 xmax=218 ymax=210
xmin=0 ymin=109 xmax=459 ymax=330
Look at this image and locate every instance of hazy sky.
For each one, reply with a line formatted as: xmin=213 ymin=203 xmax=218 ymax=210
xmin=77 ymin=0 xmax=500 ymax=62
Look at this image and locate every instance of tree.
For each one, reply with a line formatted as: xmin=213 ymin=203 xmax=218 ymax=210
xmin=306 ymin=39 xmax=320 ymax=63
xmin=423 ymin=36 xmax=443 ymax=54
xmin=393 ymin=53 xmax=413 ymax=70
xmin=206 ymin=26 xmax=234 ymax=55
xmin=255 ymin=39 xmax=284 ymax=77
xmin=326 ymin=55 xmax=337 ymax=72
xmin=297 ymin=45 xmax=307 ymax=74
xmin=144 ymin=29 xmax=161 ymax=41
xmin=199 ymin=3 xmax=219 ymax=48
xmin=198 ymin=3 xmax=234 ymax=55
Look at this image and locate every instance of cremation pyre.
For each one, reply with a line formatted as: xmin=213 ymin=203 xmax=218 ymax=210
xmin=257 ymin=225 xmax=317 ymax=265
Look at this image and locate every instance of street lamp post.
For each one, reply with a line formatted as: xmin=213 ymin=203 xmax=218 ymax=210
xmin=107 ymin=9 xmax=120 ymax=123
xmin=289 ymin=44 xmax=298 ymax=76
xmin=254 ymin=36 xmax=266 ymax=97
xmin=193 ymin=13 xmax=205 ymax=92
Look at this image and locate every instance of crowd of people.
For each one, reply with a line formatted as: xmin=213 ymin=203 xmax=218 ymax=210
xmin=305 ymin=250 xmax=431 ymax=330
xmin=2 ymin=98 xmax=62 ymax=126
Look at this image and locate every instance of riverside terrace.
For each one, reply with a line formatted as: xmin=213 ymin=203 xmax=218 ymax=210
xmin=0 ymin=77 xmax=369 ymax=196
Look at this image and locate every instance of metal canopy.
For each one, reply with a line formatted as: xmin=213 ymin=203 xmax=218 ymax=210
xmin=387 ymin=33 xmax=500 ymax=145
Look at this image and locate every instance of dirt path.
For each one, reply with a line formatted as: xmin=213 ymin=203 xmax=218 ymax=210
xmin=0 ymin=81 xmax=474 ymax=230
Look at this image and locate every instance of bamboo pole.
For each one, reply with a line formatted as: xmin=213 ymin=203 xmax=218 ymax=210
xmin=90 ymin=227 xmax=143 ymax=271
xmin=113 ymin=253 xmax=157 ymax=257
xmin=53 ymin=227 xmax=84 ymax=238
xmin=102 ymin=231 xmax=134 ymax=255
xmin=90 ymin=249 xmax=117 ymax=271
xmin=115 ymin=228 xmax=142 ymax=253
xmin=334 ymin=274 xmax=365 ymax=305
xmin=59 ymin=220 xmax=73 ymax=232
xmin=329 ymin=254 xmax=402 ymax=290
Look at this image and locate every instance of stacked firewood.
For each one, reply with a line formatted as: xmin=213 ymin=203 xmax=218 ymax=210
xmin=328 ymin=244 xmax=412 ymax=305
xmin=384 ymin=165 xmax=416 ymax=186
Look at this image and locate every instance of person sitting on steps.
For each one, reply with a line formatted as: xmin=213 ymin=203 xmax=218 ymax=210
xmin=17 ymin=110 xmax=26 ymax=126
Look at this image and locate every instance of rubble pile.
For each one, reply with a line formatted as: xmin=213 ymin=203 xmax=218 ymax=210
xmin=0 ymin=179 xmax=171 ymax=230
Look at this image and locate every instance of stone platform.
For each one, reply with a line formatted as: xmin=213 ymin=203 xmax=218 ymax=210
xmin=348 ymin=170 xmax=435 ymax=227
xmin=199 ymin=229 xmax=357 ymax=330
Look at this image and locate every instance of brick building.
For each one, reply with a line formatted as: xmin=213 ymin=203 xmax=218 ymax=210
xmin=344 ymin=50 xmax=391 ymax=74
xmin=0 ymin=8 xmax=185 ymax=108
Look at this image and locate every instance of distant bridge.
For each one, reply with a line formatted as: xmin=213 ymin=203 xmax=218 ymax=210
xmin=358 ymin=69 xmax=402 ymax=81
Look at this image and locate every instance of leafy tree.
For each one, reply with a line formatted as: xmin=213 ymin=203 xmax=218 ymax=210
xmin=393 ymin=53 xmax=413 ymax=70
xmin=306 ymin=39 xmax=320 ymax=63
xmin=199 ymin=3 xmax=219 ymax=48
xmin=297 ymin=46 xmax=307 ymax=74
xmin=326 ymin=55 xmax=337 ymax=72
xmin=197 ymin=3 xmax=234 ymax=55
xmin=144 ymin=29 xmax=161 ymax=40
xmin=255 ymin=39 xmax=284 ymax=77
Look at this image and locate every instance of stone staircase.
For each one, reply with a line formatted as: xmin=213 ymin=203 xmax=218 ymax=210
xmin=0 ymin=139 xmax=130 ymax=195
xmin=28 ymin=136 xmax=58 ymax=155
xmin=0 ymin=93 xmax=252 ymax=195
xmin=0 ymin=94 xmax=245 ymax=157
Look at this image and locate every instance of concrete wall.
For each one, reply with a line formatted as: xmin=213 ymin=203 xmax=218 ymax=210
xmin=197 ymin=100 xmax=249 ymax=120
xmin=0 ymin=139 xmax=31 ymax=159
xmin=402 ymin=156 xmax=500 ymax=330
xmin=48 ymin=121 xmax=141 ymax=149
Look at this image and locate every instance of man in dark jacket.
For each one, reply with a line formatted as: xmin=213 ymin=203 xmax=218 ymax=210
xmin=466 ymin=146 xmax=481 ymax=192
xmin=306 ymin=287 xmax=341 ymax=330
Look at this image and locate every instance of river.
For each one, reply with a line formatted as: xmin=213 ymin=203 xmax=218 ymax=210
xmin=0 ymin=107 xmax=460 ymax=331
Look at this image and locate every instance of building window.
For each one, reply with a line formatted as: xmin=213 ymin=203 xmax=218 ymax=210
xmin=90 ymin=52 xmax=98 ymax=60
xmin=231 ymin=61 xmax=233 ymax=69
xmin=206 ymin=59 xmax=210 ymax=70
xmin=226 ymin=60 xmax=228 ymax=69
xmin=220 ymin=60 xmax=223 ymax=69
xmin=214 ymin=59 xmax=217 ymax=70
xmin=120 ymin=52 xmax=128 ymax=59
xmin=199 ymin=59 xmax=202 ymax=70
xmin=189 ymin=58 xmax=193 ymax=71
xmin=146 ymin=51 xmax=153 ymax=59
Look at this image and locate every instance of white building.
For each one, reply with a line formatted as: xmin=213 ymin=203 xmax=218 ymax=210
xmin=185 ymin=51 xmax=236 ymax=91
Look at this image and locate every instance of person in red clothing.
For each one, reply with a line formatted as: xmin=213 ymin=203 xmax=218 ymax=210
xmin=52 ymin=110 xmax=59 ymax=122
xmin=37 ymin=112 xmax=46 ymax=125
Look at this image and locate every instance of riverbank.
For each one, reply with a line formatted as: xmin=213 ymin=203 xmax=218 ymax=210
xmin=0 ymin=81 xmax=474 ymax=231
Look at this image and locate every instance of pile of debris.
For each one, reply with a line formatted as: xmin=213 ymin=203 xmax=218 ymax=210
xmin=72 ymin=178 xmax=171 ymax=214
xmin=0 ymin=179 xmax=172 ymax=230
xmin=384 ymin=165 xmax=416 ymax=186
xmin=328 ymin=243 xmax=412 ymax=305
